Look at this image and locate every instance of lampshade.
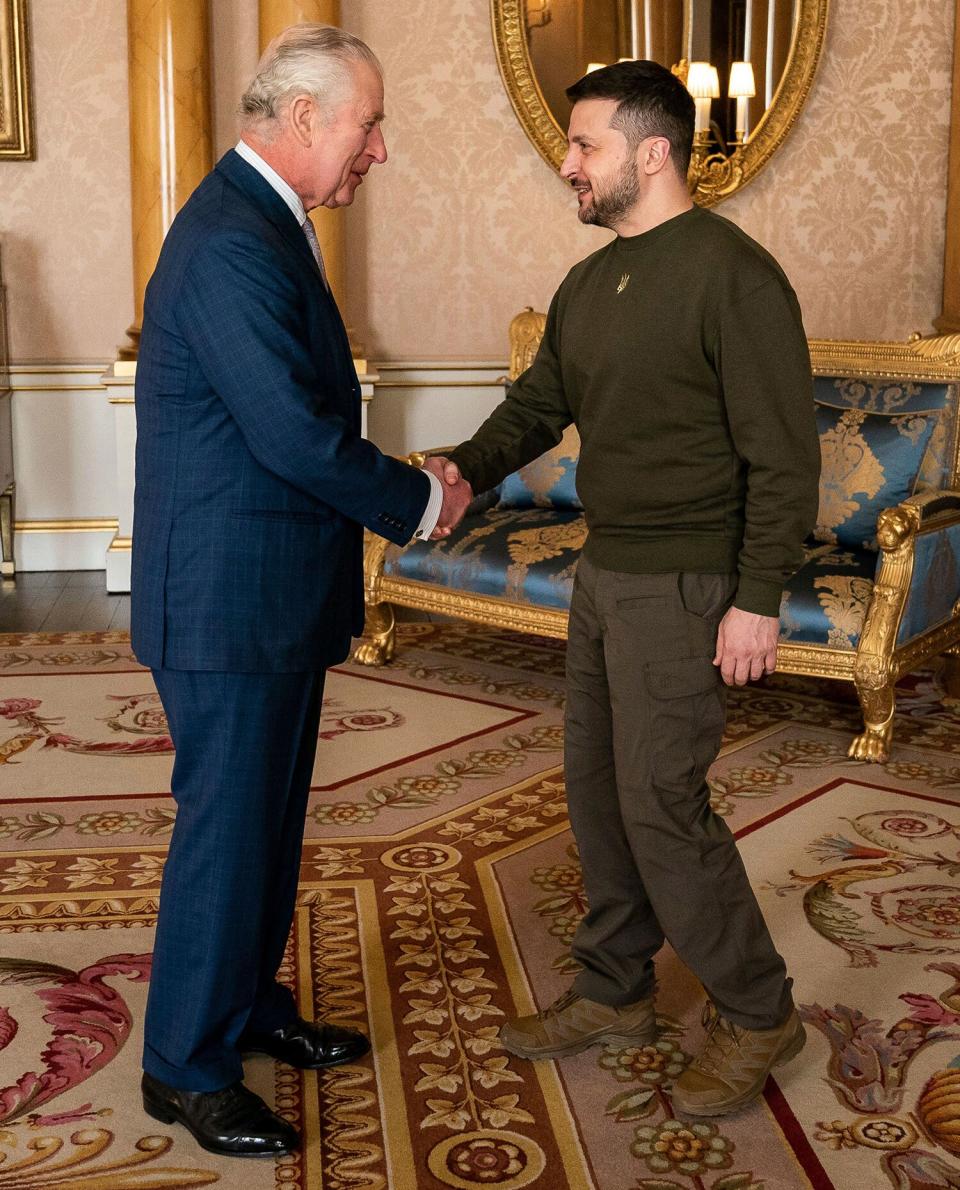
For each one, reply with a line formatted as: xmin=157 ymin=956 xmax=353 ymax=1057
xmin=586 ymin=62 xmax=606 ymax=73
xmin=728 ymin=61 xmax=756 ymax=99
xmin=687 ymin=61 xmax=719 ymax=99
xmin=708 ymin=65 xmax=720 ymax=97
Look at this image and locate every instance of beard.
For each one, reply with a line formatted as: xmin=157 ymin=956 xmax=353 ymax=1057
xmin=577 ymin=158 xmax=641 ymax=228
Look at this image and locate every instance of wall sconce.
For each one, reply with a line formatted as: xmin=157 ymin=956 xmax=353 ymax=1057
xmin=686 ymin=61 xmax=719 ymax=138
xmin=728 ymin=61 xmax=756 ymax=144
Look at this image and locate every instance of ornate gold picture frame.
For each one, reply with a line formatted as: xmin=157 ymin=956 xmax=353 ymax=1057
xmin=0 ymin=0 xmax=33 ymax=160
xmin=490 ymin=0 xmax=828 ymax=206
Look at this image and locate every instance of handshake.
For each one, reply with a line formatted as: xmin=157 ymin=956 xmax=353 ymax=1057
xmin=422 ymin=457 xmax=473 ymax=541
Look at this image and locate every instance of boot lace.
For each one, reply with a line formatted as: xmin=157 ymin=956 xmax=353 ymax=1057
xmin=693 ymin=1003 xmax=742 ymax=1077
xmin=537 ymin=989 xmax=579 ymax=1021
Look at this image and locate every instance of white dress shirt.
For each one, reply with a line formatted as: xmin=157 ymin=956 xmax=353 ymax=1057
xmin=234 ymin=140 xmax=443 ymax=540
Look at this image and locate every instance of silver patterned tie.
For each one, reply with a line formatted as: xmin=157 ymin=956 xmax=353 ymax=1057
xmin=301 ymin=216 xmax=329 ymax=290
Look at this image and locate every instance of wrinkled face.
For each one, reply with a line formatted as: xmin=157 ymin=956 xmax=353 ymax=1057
xmin=305 ymin=60 xmax=387 ymax=209
xmin=560 ymin=98 xmax=641 ymax=229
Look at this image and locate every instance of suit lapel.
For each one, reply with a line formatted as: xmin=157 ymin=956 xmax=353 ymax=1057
xmin=215 ymin=150 xmax=359 ymax=420
xmin=215 ymin=150 xmax=330 ymax=291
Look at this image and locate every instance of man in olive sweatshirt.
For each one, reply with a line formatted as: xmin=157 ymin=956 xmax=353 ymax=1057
xmin=435 ymin=60 xmax=820 ymax=1117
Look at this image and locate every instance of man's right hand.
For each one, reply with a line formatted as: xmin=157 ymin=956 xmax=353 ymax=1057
xmin=423 ymin=457 xmax=472 ymax=539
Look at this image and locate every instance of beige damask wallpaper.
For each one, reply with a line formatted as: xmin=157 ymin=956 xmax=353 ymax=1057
xmin=2 ymin=0 xmax=132 ymax=363
xmin=344 ymin=0 xmax=954 ymax=360
xmin=0 ymin=0 xmax=953 ymax=362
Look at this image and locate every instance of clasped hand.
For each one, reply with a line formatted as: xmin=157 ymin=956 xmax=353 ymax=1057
xmin=422 ymin=457 xmax=473 ymax=540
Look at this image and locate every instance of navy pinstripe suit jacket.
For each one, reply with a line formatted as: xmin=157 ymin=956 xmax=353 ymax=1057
xmin=131 ymin=149 xmax=429 ymax=673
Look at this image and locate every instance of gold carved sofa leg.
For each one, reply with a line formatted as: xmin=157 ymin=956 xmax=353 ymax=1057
xmin=849 ymin=665 xmax=895 ymax=762
xmin=353 ymin=600 xmax=396 ymax=667
xmin=352 ymin=530 xmax=396 ymax=667
xmin=847 ymin=504 xmax=918 ymax=763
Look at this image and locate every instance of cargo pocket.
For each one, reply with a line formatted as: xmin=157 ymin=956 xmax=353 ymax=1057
xmin=644 ymin=656 xmax=724 ymax=794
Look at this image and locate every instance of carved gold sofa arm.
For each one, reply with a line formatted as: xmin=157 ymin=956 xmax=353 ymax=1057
xmin=849 ymin=489 xmax=960 ymax=762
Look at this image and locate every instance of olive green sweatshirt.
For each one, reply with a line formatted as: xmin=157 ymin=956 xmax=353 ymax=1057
xmin=449 ymin=205 xmax=820 ymax=617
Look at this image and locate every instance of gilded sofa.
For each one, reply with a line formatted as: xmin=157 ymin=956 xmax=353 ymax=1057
xmin=356 ymin=311 xmax=960 ymax=763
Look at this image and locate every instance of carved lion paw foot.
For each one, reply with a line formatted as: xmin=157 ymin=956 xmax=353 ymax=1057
xmin=848 ymin=726 xmax=892 ymax=763
xmin=351 ymin=639 xmax=391 ymax=667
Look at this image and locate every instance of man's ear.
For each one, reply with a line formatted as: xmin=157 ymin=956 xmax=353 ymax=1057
xmin=641 ymin=135 xmax=672 ymax=175
xmin=287 ymin=95 xmax=316 ymax=147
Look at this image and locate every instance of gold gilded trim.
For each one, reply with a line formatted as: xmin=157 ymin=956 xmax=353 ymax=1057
xmin=490 ymin=0 xmax=828 ymax=206
xmin=775 ymin=644 xmax=857 ymax=680
xmin=809 ymin=334 xmax=960 ymax=380
xmin=374 ymin=380 xmax=507 ymax=390
xmin=9 ymin=363 xmax=108 ymax=374
xmin=15 ymin=518 xmax=118 ymax=533
xmin=382 ymin=576 xmax=569 ymax=639
xmin=509 ymin=308 xmax=547 ymax=378
xmin=0 ymin=0 xmax=34 ymax=160
xmin=12 ymin=384 xmax=107 ymax=392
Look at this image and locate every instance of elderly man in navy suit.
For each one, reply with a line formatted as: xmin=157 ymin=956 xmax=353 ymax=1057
xmin=132 ymin=25 xmax=470 ymax=1158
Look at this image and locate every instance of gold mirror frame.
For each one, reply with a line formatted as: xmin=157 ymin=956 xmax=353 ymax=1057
xmin=491 ymin=0 xmax=828 ymax=206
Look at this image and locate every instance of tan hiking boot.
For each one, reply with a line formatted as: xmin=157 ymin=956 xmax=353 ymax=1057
xmin=499 ymin=988 xmax=657 ymax=1060
xmin=671 ymin=1003 xmax=806 ymax=1117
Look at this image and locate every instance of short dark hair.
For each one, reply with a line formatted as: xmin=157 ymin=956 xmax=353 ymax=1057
xmin=565 ymin=60 xmax=695 ymax=178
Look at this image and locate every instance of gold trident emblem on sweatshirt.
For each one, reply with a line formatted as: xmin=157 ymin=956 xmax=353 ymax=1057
xmin=617 ymin=272 xmax=630 ymax=294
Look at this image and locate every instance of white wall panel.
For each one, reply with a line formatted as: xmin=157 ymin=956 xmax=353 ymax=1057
xmin=10 ymin=365 xmax=116 ymax=571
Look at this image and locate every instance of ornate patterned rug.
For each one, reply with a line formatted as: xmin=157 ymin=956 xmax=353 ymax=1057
xmin=2 ymin=624 xmax=960 ymax=1189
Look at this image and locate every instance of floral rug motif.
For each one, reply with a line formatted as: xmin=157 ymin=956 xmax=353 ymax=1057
xmin=2 ymin=624 xmax=960 ymax=1188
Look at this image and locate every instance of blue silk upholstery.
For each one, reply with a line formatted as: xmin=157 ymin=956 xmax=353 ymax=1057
xmin=814 ymin=377 xmax=957 ymax=492
xmin=386 ymin=377 xmax=959 ymax=657
xmin=779 ymin=542 xmax=880 ymax=648
xmin=814 ymin=403 xmax=940 ymax=550
xmin=898 ymin=523 xmax=960 ymax=645
xmin=385 ymin=506 xmax=585 ymax=610
xmin=497 ymin=425 xmax=583 ymax=510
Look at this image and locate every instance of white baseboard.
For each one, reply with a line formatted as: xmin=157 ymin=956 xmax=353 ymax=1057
xmin=14 ymin=524 xmax=116 ymax=572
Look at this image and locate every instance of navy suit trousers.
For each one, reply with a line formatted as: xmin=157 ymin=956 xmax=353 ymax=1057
xmin=144 ymin=667 xmax=325 ymax=1090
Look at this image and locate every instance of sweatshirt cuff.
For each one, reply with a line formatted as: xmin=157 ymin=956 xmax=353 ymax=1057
xmin=734 ymin=574 xmax=783 ymax=618
xmin=448 ymin=444 xmax=483 ymax=494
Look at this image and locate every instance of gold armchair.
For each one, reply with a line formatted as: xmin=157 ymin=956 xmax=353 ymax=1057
xmin=356 ymin=316 xmax=960 ymax=763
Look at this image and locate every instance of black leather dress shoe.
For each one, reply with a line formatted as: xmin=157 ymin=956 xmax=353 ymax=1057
xmin=240 ymin=1016 xmax=371 ymax=1069
xmin=141 ymin=1072 xmax=299 ymax=1158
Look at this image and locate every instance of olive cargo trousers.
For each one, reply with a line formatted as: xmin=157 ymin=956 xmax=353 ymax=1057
xmin=565 ymin=557 xmax=793 ymax=1030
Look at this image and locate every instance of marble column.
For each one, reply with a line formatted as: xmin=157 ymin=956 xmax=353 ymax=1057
xmin=105 ymin=0 xmax=213 ymax=592
xmin=258 ymin=0 xmax=345 ymax=317
xmin=123 ymin=0 xmax=213 ymax=358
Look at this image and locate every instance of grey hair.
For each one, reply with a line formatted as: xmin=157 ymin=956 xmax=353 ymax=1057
xmin=240 ymin=23 xmax=380 ymax=129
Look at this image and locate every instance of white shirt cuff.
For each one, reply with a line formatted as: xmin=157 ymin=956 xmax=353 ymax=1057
xmin=412 ymin=469 xmax=444 ymax=540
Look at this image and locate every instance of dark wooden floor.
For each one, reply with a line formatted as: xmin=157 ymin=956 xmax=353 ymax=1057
xmin=0 ymin=571 xmax=130 ymax=633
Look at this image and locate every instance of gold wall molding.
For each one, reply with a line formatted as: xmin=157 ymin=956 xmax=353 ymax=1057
xmin=489 ymin=0 xmax=829 ymax=207
xmin=0 ymin=0 xmax=34 ymax=159
xmin=10 ymin=364 xmax=108 ymax=374
xmin=12 ymin=384 xmax=106 ymax=393
xmin=374 ymin=380 xmax=507 ymax=390
xmin=15 ymin=518 xmax=118 ymax=533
